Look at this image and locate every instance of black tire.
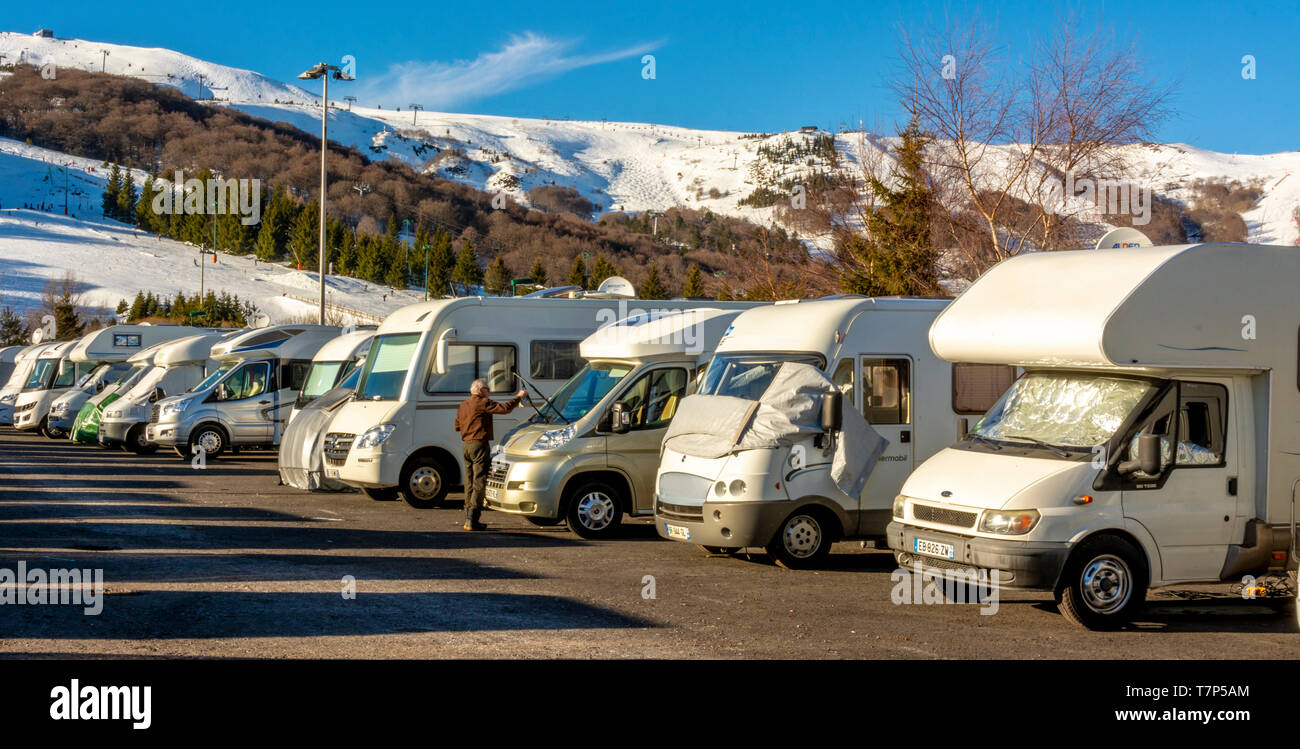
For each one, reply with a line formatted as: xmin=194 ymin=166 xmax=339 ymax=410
xmin=363 ymin=487 xmax=399 ymax=501
xmin=398 ymin=455 xmax=450 ymax=508
xmin=699 ymin=545 xmax=741 ymax=555
xmin=565 ymin=480 xmax=624 ymax=539
xmin=525 ymin=516 xmax=563 ymax=527
xmin=37 ymin=417 xmax=52 ymax=439
xmin=766 ymin=509 xmax=833 ymax=569
xmin=126 ymin=424 xmax=157 ymax=455
xmin=186 ymin=424 xmax=226 ymax=462
xmin=1058 ymin=536 xmax=1148 ymax=630
xmin=44 ymin=422 xmax=65 ymax=439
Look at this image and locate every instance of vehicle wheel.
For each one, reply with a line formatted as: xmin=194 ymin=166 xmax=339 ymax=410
xmin=127 ymin=425 xmax=157 ymax=455
xmin=766 ymin=510 xmax=833 ymax=569
xmin=565 ymin=481 xmax=624 ymax=539
xmin=37 ymin=417 xmax=52 ymax=438
xmin=525 ymin=516 xmax=562 ymax=526
xmin=44 ymin=423 xmax=65 ymax=439
xmin=187 ymin=425 xmax=226 ymax=461
xmin=699 ymin=545 xmax=741 ymax=555
xmin=363 ymin=487 xmax=399 ymax=501
xmin=1058 ymin=536 xmax=1148 ymax=630
xmin=398 ymin=456 xmax=450 ymax=508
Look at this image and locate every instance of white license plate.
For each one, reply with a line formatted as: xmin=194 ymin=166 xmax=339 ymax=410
xmin=485 ymin=487 xmax=498 ymax=501
xmin=914 ymin=538 xmax=955 ymax=560
xmin=324 ymin=468 xmax=339 ymax=479
xmin=665 ymin=524 xmax=691 ymax=541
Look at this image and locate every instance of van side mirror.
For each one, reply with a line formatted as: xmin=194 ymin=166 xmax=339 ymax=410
xmin=609 ymin=401 xmax=630 ymax=434
xmin=821 ymin=391 xmax=843 ymax=432
xmin=1119 ymin=433 xmax=1162 ymax=476
xmin=151 ymin=387 xmax=165 ymax=403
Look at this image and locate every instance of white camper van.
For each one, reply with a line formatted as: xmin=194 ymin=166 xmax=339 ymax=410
xmin=146 ymin=325 xmax=341 ymax=459
xmin=12 ymin=340 xmax=92 ymax=436
xmin=99 ymin=332 xmax=231 ymax=453
xmin=324 ymin=292 xmax=752 ymax=507
xmin=0 ymin=343 xmax=54 ymax=426
xmin=486 ymin=307 xmax=759 ymax=537
xmin=653 ymin=297 xmax=1013 ymax=568
xmin=20 ymin=325 xmax=199 ymax=438
xmin=288 ymin=328 xmax=375 ymax=426
xmin=888 ymin=242 xmax=1300 ymax=629
xmin=70 ymin=340 xmax=173 ymax=444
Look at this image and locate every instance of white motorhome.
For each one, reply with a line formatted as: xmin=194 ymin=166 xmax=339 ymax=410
xmin=653 ymin=297 xmax=1014 ymax=567
xmin=0 ymin=343 xmax=54 ymax=426
xmin=12 ymin=340 xmax=91 ymax=436
xmin=486 ymin=307 xmax=758 ymax=537
xmin=70 ymin=340 xmax=173 ymax=444
xmin=0 ymin=347 xmax=19 ymax=390
xmin=99 ymin=332 xmax=232 ymax=453
xmin=888 ymin=242 xmax=1300 ymax=630
xmin=288 ymin=328 xmax=375 ymax=426
xmin=324 ymin=291 xmax=752 ymax=507
xmin=146 ymin=325 xmax=341 ymax=459
xmin=279 ymin=367 xmax=364 ymax=491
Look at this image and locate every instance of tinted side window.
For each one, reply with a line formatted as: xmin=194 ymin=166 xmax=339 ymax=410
xmin=952 ymin=363 xmax=1018 ymax=415
xmin=282 ymin=360 xmax=312 ymax=391
xmin=861 ymin=358 xmax=911 ymax=425
xmin=530 ymin=340 xmax=583 ymax=380
xmin=620 ymin=368 xmax=689 ymax=430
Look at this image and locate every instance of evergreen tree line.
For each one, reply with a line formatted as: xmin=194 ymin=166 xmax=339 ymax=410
xmin=117 ymin=290 xmax=257 ymax=327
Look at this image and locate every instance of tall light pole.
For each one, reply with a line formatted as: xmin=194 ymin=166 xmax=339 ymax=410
xmin=410 ymin=104 xmax=423 ymax=125
xmin=100 ymin=49 xmax=109 ymax=72
xmin=298 ymin=62 xmax=353 ymax=325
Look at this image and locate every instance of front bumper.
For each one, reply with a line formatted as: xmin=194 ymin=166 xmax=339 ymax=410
xmin=48 ymin=410 xmax=77 ymax=432
xmin=886 ymin=521 xmax=1071 ymax=590
xmin=13 ymin=407 xmax=41 ymax=431
xmin=486 ymin=456 xmax=566 ymax=518
xmin=98 ymin=419 xmax=141 ymax=447
xmin=654 ymin=497 xmax=797 ymax=548
xmin=146 ymin=420 xmax=188 ymax=448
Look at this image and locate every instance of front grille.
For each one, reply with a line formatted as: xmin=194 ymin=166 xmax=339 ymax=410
xmin=912 ymin=503 xmax=978 ymax=529
xmin=656 ymin=499 xmax=704 ymax=523
xmin=150 ymin=404 xmax=160 ymax=422
xmin=487 ymin=461 xmax=509 ymax=484
xmin=906 ymin=554 xmax=976 ymax=572
xmin=323 ymin=432 xmax=356 ymax=466
xmin=15 ymin=402 xmax=34 ymax=413
xmin=657 ymin=471 xmax=714 ymax=501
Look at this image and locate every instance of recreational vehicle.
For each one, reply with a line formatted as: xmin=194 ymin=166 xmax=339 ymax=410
xmin=888 ymin=242 xmax=1300 ymax=629
xmin=486 ymin=307 xmax=758 ymax=537
xmin=323 ymin=289 xmax=752 ymax=507
xmin=0 ymin=343 xmax=55 ymax=426
xmin=99 ymin=333 xmax=230 ymax=453
xmin=11 ymin=340 xmax=90 ymax=436
xmin=146 ymin=325 xmax=341 ymax=458
xmin=0 ymin=347 xmax=19 ymax=391
xmin=653 ymin=297 xmax=1012 ymax=567
xmin=278 ymin=367 xmax=363 ymax=491
xmin=70 ymin=342 xmax=170 ymax=445
xmin=287 ymin=328 xmax=375 ymax=426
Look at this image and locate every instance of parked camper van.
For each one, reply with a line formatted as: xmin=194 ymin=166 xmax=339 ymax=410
xmin=486 ymin=307 xmax=758 ymax=537
xmin=288 ymin=328 xmax=375 ymax=426
xmin=653 ymin=297 xmax=1013 ymax=567
xmin=324 ymin=291 xmax=752 ymax=507
xmin=888 ymin=242 xmax=1300 ymax=629
xmin=100 ymin=333 xmax=230 ymax=453
xmin=21 ymin=325 xmax=198 ymax=438
xmin=146 ymin=325 xmax=341 ymax=459
xmin=0 ymin=343 xmax=54 ymax=426
xmin=279 ymin=367 xmax=363 ymax=491
xmin=0 ymin=347 xmax=19 ymax=391
xmin=11 ymin=340 xmax=91 ymax=436
xmin=70 ymin=341 xmax=171 ymax=444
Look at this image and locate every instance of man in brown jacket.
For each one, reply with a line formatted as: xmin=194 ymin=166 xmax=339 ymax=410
xmin=454 ymin=378 xmax=526 ymax=530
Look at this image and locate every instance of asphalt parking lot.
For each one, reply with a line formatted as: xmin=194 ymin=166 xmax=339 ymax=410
xmin=0 ymin=429 xmax=1295 ymax=659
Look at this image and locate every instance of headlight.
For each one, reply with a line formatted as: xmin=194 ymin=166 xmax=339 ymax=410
xmin=160 ymin=400 xmax=191 ymax=418
xmin=728 ymin=479 xmax=746 ymax=496
xmin=892 ymin=494 xmax=906 ymax=519
xmin=979 ymin=509 xmax=1040 ymax=535
xmin=531 ymin=424 xmax=576 ymax=450
xmin=0 ymin=393 xmax=15 ymax=404
xmin=356 ymin=424 xmax=396 ymax=449
xmin=106 ymin=409 xmax=123 ymax=418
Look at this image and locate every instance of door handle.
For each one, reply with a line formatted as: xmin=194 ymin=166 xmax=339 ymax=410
xmin=900 ymin=430 xmax=911 ymax=443
xmin=258 ymin=400 xmax=270 ymax=405
xmin=1227 ymin=476 xmax=1238 ymax=496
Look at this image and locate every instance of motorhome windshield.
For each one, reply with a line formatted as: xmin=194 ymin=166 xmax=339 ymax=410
xmin=24 ymin=359 xmax=58 ymax=391
xmin=125 ymin=367 xmax=168 ymax=400
xmin=699 ymin=353 xmax=823 ymax=400
xmin=971 ymin=372 xmax=1155 ymax=449
xmin=536 ymin=362 xmax=634 ymax=423
xmin=355 ymin=333 xmax=420 ymax=401
xmin=192 ymin=365 xmax=232 ymax=393
xmin=297 ymin=361 xmax=345 ymax=407
xmin=75 ymin=363 xmax=110 ymax=389
xmin=114 ymin=365 xmax=150 ymax=392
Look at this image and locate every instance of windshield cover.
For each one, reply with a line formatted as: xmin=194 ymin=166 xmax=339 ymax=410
xmin=356 ymin=333 xmax=420 ymax=401
xmin=699 ymin=353 xmax=823 ymax=400
xmin=973 ymin=372 xmax=1154 ymax=448
xmin=540 ymin=362 xmax=634 ymax=422
xmin=298 ymin=361 xmax=344 ymax=405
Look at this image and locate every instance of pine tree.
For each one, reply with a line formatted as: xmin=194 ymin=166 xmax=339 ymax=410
xmin=288 ymin=200 xmax=320 ymax=268
xmin=484 ymin=256 xmax=512 ymax=295
xmin=426 ymin=229 xmax=455 ymax=297
xmin=0 ymin=306 xmax=28 ymax=346
xmin=566 ymin=256 xmax=587 ymax=288
xmin=127 ymin=291 xmax=145 ymax=321
xmin=683 ymin=263 xmax=705 ymax=297
xmin=355 ymin=234 xmax=383 ymax=284
xmin=255 ymin=187 xmax=292 ymax=261
xmin=136 ymin=175 xmax=160 ymax=232
xmin=116 ymin=169 xmax=136 ymax=221
xmin=589 ymin=252 xmax=619 ymax=288
xmin=451 ymin=239 xmax=483 ymax=294
xmin=115 ymin=299 xmax=128 ymax=315
xmin=53 ymin=298 xmax=83 ymax=339
xmin=102 ymin=163 xmax=123 ymax=218
xmin=640 ymin=264 xmax=669 ymax=300
xmin=528 ymin=257 xmax=548 ymax=287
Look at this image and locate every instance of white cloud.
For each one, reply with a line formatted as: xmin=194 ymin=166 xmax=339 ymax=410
xmin=355 ymin=32 xmax=660 ymax=109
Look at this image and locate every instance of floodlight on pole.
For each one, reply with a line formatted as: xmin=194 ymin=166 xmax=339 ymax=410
xmin=298 ymin=62 xmax=354 ymax=325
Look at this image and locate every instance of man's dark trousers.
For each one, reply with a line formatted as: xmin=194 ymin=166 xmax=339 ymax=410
xmin=462 ymin=440 xmax=490 ymax=524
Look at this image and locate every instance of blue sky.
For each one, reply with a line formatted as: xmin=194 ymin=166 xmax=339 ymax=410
xmin=10 ymin=0 xmax=1299 ymax=153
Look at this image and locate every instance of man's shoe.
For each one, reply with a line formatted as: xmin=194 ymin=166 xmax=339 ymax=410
xmin=462 ymin=521 xmax=487 ymax=531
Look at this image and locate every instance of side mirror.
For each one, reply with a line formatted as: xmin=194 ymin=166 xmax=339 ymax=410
xmin=1119 ymin=433 xmax=1162 ymax=476
xmin=609 ymin=401 xmax=630 ymax=434
xmin=215 ymin=384 xmax=228 ymax=402
xmin=151 ymin=387 xmax=165 ymax=403
xmin=820 ymin=390 xmax=843 ymax=432
xmin=434 ymin=328 xmax=457 ymax=376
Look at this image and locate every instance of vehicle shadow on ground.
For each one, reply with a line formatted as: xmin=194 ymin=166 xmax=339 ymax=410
xmin=1029 ymin=598 xmax=1298 ymax=634
xmin=0 ymin=590 xmax=653 ymax=638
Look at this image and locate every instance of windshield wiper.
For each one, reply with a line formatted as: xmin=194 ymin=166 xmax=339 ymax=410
xmin=967 ymin=434 xmax=1002 ymax=451
xmin=1000 ymin=434 xmax=1072 ymax=458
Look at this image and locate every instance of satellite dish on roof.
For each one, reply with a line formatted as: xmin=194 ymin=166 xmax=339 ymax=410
xmin=251 ymin=312 xmax=272 ymax=329
xmin=596 ymin=275 xmax=636 ymax=298
xmin=1094 ymin=227 xmax=1153 ymax=250
xmin=31 ymin=327 xmax=46 ymax=344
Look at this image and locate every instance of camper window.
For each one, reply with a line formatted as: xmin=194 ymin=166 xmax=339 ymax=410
xmin=543 ymin=362 xmax=633 ymax=423
xmin=281 ymin=360 xmax=312 ymax=392
xmin=426 ymin=344 xmax=516 ymax=394
xmin=1123 ymin=381 xmax=1228 ymax=477
xmin=616 ymin=367 xmax=689 ymax=430
xmin=952 ymin=363 xmax=1018 ymax=415
xmin=861 ymin=358 xmax=911 ymax=425
xmin=53 ymin=360 xmax=78 ymax=389
xmin=218 ymin=362 xmax=270 ymax=401
xmin=530 ymin=341 xmax=583 ymax=380
xmin=356 ymin=333 xmax=421 ymax=401
xmin=974 ymin=372 xmax=1153 ymax=450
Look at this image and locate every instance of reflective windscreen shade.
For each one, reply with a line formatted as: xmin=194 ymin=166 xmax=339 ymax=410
xmin=700 ymin=353 xmax=823 ymax=400
xmin=357 ymin=333 xmax=420 ymax=400
xmin=544 ymin=363 xmax=633 ymax=422
xmin=973 ymin=373 xmax=1154 ymax=447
